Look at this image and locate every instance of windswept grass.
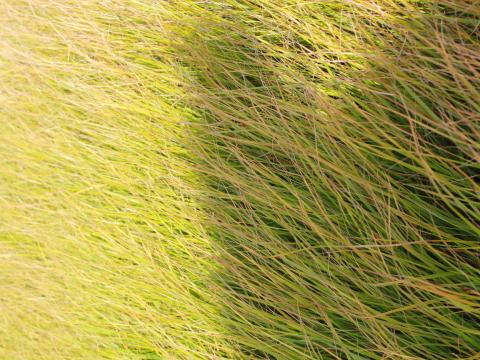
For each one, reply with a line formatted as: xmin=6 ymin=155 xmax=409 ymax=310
xmin=1 ymin=1 xmax=479 ymax=359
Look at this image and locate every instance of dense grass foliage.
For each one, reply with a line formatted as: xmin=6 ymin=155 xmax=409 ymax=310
xmin=1 ymin=1 xmax=479 ymax=359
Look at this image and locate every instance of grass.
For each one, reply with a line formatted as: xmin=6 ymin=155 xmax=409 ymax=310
xmin=1 ymin=0 xmax=479 ymax=359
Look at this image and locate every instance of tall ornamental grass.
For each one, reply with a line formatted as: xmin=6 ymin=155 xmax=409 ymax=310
xmin=1 ymin=1 xmax=479 ymax=359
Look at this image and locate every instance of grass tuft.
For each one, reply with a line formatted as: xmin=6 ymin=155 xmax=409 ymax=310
xmin=1 ymin=1 xmax=479 ymax=359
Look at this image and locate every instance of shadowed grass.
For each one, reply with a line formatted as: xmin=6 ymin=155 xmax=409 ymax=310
xmin=168 ymin=1 xmax=480 ymax=358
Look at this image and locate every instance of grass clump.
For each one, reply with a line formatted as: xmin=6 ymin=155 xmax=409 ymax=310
xmin=1 ymin=0 xmax=479 ymax=359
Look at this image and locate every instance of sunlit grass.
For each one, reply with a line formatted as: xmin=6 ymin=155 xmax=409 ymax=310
xmin=1 ymin=0 xmax=479 ymax=359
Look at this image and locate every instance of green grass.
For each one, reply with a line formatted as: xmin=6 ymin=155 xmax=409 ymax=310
xmin=1 ymin=1 xmax=479 ymax=359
